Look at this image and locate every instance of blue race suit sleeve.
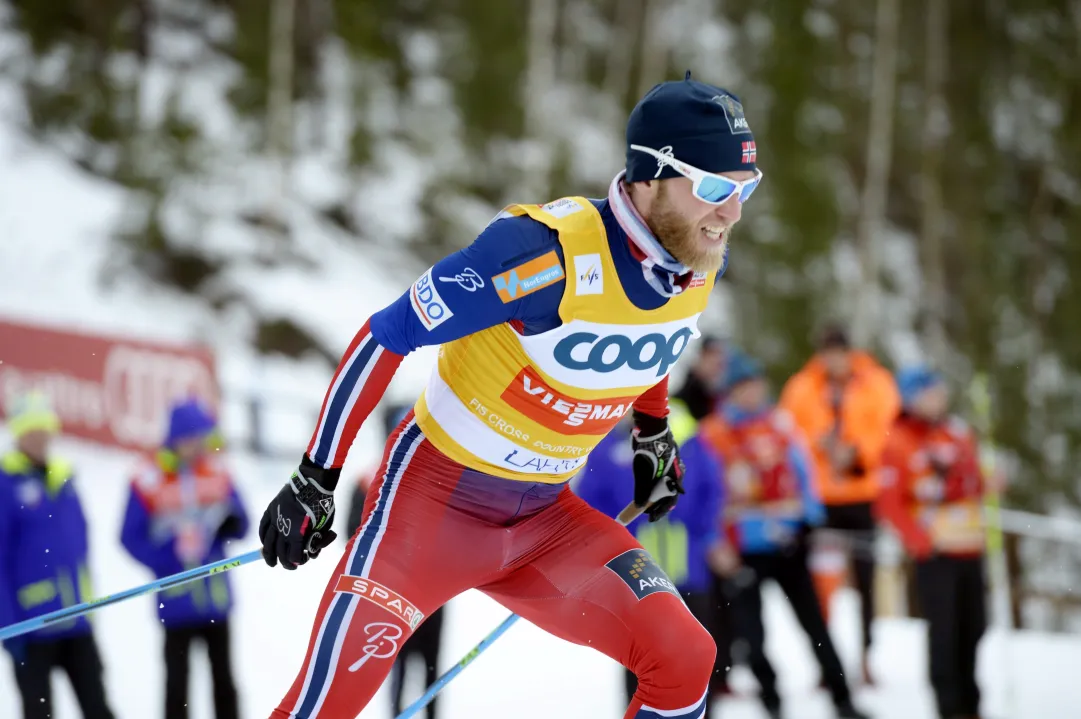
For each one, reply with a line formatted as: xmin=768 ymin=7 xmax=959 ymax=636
xmin=789 ymin=442 xmax=826 ymax=526
xmin=306 ymin=214 xmax=568 ymax=470
xmin=371 ymin=214 xmax=566 ymax=354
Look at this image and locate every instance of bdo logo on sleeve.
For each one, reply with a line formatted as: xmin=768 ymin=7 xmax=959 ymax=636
xmin=410 ymin=267 xmax=454 ymax=330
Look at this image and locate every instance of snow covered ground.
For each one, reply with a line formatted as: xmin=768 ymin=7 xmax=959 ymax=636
xmin=0 ymin=435 xmax=1079 ymax=719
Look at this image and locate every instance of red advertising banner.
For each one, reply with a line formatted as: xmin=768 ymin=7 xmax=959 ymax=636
xmin=0 ymin=318 xmax=219 ymax=452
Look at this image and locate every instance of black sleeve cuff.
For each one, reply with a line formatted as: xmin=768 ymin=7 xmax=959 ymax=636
xmin=633 ymin=411 xmax=669 ymax=437
xmin=300 ymin=454 xmax=342 ymax=491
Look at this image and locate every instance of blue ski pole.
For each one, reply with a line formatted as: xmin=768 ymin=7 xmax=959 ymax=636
xmin=396 ymin=501 xmax=646 ymax=719
xmin=396 ymin=612 xmax=521 ymax=718
xmin=0 ymin=549 xmax=262 ymax=642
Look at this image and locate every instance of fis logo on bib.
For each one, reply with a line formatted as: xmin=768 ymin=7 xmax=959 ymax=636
xmin=606 ymin=549 xmax=680 ymax=601
xmin=410 ymin=267 xmax=454 ymax=330
xmin=492 ymin=251 xmax=565 ymax=303
xmin=573 ymin=254 xmax=603 ymax=295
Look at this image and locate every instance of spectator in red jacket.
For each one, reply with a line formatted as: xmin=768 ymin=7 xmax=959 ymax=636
xmin=876 ymin=366 xmax=988 ymax=719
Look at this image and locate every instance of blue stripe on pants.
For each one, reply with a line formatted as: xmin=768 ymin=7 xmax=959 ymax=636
xmin=295 ymin=421 xmax=422 ymax=718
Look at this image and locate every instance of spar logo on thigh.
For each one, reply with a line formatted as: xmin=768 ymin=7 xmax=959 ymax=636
xmin=335 ymin=575 xmax=425 ymax=630
xmin=605 ymin=548 xmax=681 ymax=601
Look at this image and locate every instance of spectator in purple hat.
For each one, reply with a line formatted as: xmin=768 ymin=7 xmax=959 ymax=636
xmin=120 ymin=396 xmax=248 ymax=719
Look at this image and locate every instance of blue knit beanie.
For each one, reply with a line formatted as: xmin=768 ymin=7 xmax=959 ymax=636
xmin=165 ymin=397 xmax=217 ymax=447
xmin=723 ymin=350 xmax=765 ymax=392
xmin=626 ymin=71 xmax=757 ymax=183
xmin=896 ymin=366 xmax=943 ymax=408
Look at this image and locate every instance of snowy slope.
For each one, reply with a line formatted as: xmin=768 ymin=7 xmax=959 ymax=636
xmin=0 ymin=435 xmax=1079 ymax=719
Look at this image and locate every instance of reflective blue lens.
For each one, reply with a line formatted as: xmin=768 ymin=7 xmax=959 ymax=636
xmin=695 ymin=174 xmax=762 ymax=204
xmin=695 ymin=175 xmax=739 ymax=203
xmin=738 ymin=176 xmax=761 ymax=203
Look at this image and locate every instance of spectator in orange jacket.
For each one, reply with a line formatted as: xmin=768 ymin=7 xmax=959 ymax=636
xmin=876 ymin=366 xmax=987 ymax=719
xmin=778 ymin=323 xmax=899 ymax=683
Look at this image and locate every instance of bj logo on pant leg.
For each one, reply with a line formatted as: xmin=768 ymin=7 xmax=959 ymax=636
xmin=335 ymin=575 xmax=425 ymax=630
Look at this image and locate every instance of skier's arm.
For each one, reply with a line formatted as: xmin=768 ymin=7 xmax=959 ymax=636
xmin=259 ymin=215 xmax=566 ymax=568
xmin=304 ymin=214 xmax=566 ymax=474
xmin=631 ymin=377 xmax=670 ymax=435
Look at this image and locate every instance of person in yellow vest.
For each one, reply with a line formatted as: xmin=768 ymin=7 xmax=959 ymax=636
xmin=778 ymin=324 xmax=900 ymax=685
xmin=0 ymin=391 xmax=117 ymax=719
xmin=257 ymin=72 xmax=763 ymax=719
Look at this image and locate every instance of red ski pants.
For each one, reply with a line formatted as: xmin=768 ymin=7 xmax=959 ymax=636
xmin=271 ymin=416 xmax=714 ymax=719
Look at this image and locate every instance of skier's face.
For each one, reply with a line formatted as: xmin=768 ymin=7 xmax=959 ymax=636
xmin=16 ymin=429 xmax=51 ymax=465
xmin=173 ymin=434 xmax=209 ymax=465
xmin=645 ymin=173 xmax=753 ymax=273
xmin=729 ymin=377 xmax=768 ymax=412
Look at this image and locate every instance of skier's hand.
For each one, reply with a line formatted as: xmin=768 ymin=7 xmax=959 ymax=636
xmin=631 ymin=422 xmax=685 ymax=522
xmin=259 ymin=461 xmax=339 ymax=570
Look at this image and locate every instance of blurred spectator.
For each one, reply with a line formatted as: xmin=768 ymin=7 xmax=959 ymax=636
xmin=574 ymin=414 xmax=726 ymax=718
xmin=700 ymin=353 xmax=867 ymax=719
xmin=778 ymin=323 xmax=899 ymax=683
xmin=120 ymin=397 xmax=248 ymax=719
xmin=0 ymin=391 xmax=117 ymax=719
xmin=665 ymin=336 xmax=738 ymax=690
xmin=346 ymin=402 xmax=445 ymax=719
xmin=671 ymin=334 xmax=727 ymax=426
xmin=876 ymin=366 xmax=988 ymax=719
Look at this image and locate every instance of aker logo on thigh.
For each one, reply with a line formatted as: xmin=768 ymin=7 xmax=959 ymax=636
xmin=605 ymin=548 xmax=681 ymax=601
xmin=334 ymin=575 xmax=425 ymax=630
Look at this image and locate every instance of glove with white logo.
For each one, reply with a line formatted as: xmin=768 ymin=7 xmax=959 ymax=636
xmin=631 ymin=416 xmax=686 ymax=522
xmin=259 ymin=459 xmax=339 ymax=570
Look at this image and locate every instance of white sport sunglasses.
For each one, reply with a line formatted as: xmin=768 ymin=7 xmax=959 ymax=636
xmin=630 ymin=144 xmax=763 ymax=205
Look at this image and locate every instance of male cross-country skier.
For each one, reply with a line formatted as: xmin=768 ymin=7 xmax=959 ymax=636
xmin=258 ymin=71 xmax=763 ymax=719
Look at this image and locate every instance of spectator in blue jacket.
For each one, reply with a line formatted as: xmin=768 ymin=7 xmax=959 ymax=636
xmin=699 ymin=352 xmax=867 ymax=719
xmin=0 ymin=391 xmax=117 ymax=719
xmin=120 ymin=397 xmax=248 ymax=719
xmin=574 ymin=415 xmax=725 ymax=719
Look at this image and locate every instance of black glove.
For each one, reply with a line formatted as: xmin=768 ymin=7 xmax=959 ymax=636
xmin=259 ymin=459 xmax=340 ymax=570
xmin=630 ymin=417 xmax=686 ymax=522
